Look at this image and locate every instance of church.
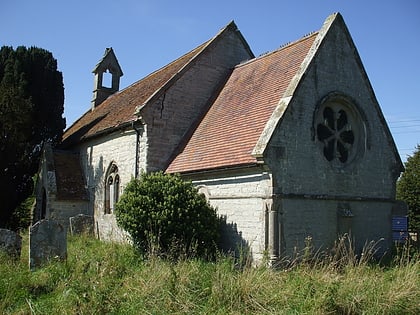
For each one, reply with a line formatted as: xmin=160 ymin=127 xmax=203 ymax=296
xmin=34 ymin=13 xmax=404 ymax=263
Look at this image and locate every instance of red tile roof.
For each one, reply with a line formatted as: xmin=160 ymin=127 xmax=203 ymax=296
xmin=62 ymin=40 xmax=210 ymax=146
xmin=167 ymin=33 xmax=318 ymax=173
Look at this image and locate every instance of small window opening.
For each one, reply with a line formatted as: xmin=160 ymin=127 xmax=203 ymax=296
xmin=102 ymin=70 xmax=113 ymax=88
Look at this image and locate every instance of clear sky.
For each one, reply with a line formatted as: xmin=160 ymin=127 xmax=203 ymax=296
xmin=1 ymin=0 xmax=419 ymax=162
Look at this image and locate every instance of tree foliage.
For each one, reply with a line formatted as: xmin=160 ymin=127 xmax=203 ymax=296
xmin=397 ymin=145 xmax=420 ymax=231
xmin=0 ymin=46 xmax=65 ymax=230
xmin=115 ymin=172 xmax=220 ymax=259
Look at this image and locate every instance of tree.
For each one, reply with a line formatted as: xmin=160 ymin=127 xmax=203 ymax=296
xmin=115 ymin=172 xmax=220 ymax=259
xmin=0 ymin=46 xmax=65 ymax=230
xmin=397 ymin=145 xmax=420 ymax=232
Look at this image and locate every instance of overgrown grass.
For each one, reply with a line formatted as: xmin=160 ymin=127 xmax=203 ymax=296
xmin=1 ymin=234 xmax=419 ymax=314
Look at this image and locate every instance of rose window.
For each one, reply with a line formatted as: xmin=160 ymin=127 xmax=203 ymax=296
xmin=317 ymin=106 xmax=355 ymax=163
xmin=314 ymin=93 xmax=366 ymax=165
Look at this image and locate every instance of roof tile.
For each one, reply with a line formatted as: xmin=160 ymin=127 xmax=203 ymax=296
xmin=167 ymin=33 xmax=317 ymax=173
xmin=62 ymin=41 xmax=209 ymax=145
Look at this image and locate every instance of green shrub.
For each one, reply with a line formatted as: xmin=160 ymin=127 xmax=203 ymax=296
xmin=7 ymin=195 xmax=34 ymax=231
xmin=115 ymin=172 xmax=219 ymax=259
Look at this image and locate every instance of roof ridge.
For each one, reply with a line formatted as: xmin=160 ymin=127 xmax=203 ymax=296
xmin=116 ymin=41 xmax=210 ymax=97
xmin=236 ymin=31 xmax=319 ymax=68
xmin=65 ymin=38 xmax=212 ymax=134
xmin=136 ymin=21 xmax=250 ymax=113
xmin=135 ymin=21 xmax=238 ymax=87
xmin=63 ymin=21 xmax=251 ymax=143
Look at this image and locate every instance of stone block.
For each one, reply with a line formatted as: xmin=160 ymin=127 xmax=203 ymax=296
xmin=0 ymin=228 xmax=22 ymax=259
xmin=69 ymin=214 xmax=94 ymax=236
xmin=29 ymin=219 xmax=67 ymax=270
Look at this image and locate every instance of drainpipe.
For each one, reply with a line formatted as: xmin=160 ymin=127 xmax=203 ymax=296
xmin=132 ymin=121 xmax=142 ymax=178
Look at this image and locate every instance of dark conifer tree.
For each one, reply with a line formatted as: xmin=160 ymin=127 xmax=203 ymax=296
xmin=0 ymin=46 xmax=65 ymax=230
xmin=397 ymin=145 xmax=420 ymax=232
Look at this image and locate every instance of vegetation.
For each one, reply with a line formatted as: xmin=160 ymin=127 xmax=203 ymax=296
xmin=0 ymin=46 xmax=65 ymax=230
xmin=115 ymin=172 xmax=220 ymax=259
xmin=1 ymin=234 xmax=419 ymax=314
xmin=397 ymin=145 xmax=420 ymax=231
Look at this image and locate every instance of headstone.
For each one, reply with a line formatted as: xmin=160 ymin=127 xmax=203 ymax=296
xmin=29 ymin=219 xmax=67 ymax=270
xmin=0 ymin=228 xmax=22 ymax=259
xmin=69 ymin=214 xmax=94 ymax=236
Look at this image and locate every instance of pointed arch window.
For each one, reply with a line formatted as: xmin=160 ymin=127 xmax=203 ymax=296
xmin=105 ymin=163 xmax=120 ymax=214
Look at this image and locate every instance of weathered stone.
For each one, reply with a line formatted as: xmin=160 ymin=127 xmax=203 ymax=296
xmin=0 ymin=228 xmax=22 ymax=259
xmin=69 ymin=214 xmax=94 ymax=236
xmin=29 ymin=219 xmax=67 ymax=270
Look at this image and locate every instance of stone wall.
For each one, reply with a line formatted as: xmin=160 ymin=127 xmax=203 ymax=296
xmin=48 ymin=200 xmax=89 ymax=230
xmin=77 ymin=129 xmax=141 ymax=241
xmin=263 ymin=18 xmax=401 ymax=256
xmin=279 ymin=198 xmax=392 ymax=257
xmin=187 ymin=168 xmax=272 ymax=263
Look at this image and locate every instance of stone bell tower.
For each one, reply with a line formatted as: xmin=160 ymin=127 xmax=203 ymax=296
xmin=91 ymin=47 xmax=123 ymax=110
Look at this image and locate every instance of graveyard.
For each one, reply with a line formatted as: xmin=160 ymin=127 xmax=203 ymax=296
xmin=1 ymin=227 xmax=419 ymax=314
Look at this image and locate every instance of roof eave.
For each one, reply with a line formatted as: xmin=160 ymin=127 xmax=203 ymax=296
xmin=167 ymin=162 xmax=261 ymax=176
xmin=61 ymin=118 xmax=140 ymax=148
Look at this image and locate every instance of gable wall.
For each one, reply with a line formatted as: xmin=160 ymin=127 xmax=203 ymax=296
xmin=264 ymin=19 xmax=401 ymax=256
xmin=142 ymin=29 xmax=253 ymax=172
xmin=267 ymin=20 xmax=400 ymax=198
xmin=34 ymin=146 xmax=89 ymax=230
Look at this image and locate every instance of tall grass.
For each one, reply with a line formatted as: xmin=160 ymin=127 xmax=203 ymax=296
xmin=1 ymin=233 xmax=419 ymax=314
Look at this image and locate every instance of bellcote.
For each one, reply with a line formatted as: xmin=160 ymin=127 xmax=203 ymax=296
xmin=91 ymin=47 xmax=123 ymax=110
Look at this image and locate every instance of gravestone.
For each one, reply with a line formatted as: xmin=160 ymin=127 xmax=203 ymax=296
xmin=69 ymin=214 xmax=94 ymax=236
xmin=0 ymin=228 xmax=22 ymax=259
xmin=29 ymin=219 xmax=67 ymax=270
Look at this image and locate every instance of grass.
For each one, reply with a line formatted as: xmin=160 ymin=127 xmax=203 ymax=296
xmin=1 ymin=234 xmax=419 ymax=314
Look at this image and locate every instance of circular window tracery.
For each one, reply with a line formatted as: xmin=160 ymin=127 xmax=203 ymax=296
xmin=314 ymin=94 xmax=364 ymax=165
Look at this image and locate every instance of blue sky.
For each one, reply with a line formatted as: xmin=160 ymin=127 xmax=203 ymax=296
xmin=1 ymin=0 xmax=419 ymax=162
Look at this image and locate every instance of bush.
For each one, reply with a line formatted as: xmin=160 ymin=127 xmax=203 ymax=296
xmin=115 ymin=172 xmax=219 ymax=259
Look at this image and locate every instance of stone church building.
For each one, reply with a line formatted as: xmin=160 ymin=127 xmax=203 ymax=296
xmin=35 ymin=13 xmax=404 ymax=263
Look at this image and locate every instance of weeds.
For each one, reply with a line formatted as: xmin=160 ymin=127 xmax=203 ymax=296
xmin=0 ymin=233 xmax=419 ymax=314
